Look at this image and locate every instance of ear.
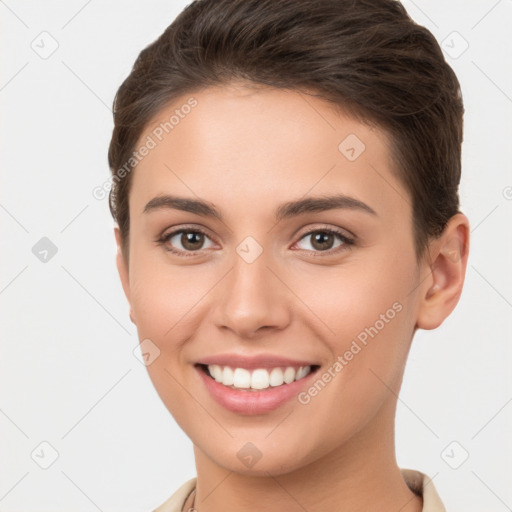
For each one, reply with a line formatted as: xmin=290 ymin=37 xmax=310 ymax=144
xmin=114 ymin=226 xmax=136 ymax=324
xmin=415 ymin=213 xmax=470 ymax=330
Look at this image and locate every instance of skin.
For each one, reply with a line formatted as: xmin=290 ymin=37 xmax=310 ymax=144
xmin=114 ymin=82 xmax=470 ymax=512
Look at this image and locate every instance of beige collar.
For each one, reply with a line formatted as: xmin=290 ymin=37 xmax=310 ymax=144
xmin=153 ymin=468 xmax=446 ymax=512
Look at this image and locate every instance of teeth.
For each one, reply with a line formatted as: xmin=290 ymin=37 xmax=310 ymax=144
xmin=233 ymin=368 xmax=251 ymax=388
xmin=206 ymin=364 xmax=313 ymax=391
xmin=269 ymin=367 xmax=284 ymax=387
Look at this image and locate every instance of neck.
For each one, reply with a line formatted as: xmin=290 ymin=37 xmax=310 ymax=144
xmin=191 ymin=397 xmax=423 ymax=512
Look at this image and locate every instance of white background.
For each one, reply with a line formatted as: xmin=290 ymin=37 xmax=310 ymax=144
xmin=1 ymin=1 xmax=511 ymax=511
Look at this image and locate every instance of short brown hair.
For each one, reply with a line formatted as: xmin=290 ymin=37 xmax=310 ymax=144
xmin=108 ymin=0 xmax=464 ymax=264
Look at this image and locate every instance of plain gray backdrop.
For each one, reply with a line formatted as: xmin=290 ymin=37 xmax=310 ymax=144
xmin=1 ymin=1 xmax=511 ymax=511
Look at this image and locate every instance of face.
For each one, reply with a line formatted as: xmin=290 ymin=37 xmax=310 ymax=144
xmin=115 ymin=83 xmax=434 ymax=475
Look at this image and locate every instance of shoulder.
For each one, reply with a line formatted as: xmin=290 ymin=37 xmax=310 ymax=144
xmin=152 ymin=477 xmax=197 ymax=512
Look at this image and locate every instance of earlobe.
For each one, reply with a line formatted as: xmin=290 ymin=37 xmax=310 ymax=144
xmin=415 ymin=213 xmax=470 ymax=331
xmin=114 ymin=226 xmax=135 ymax=324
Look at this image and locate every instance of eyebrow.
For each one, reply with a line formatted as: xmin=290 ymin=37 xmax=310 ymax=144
xmin=143 ymin=193 xmax=377 ymax=221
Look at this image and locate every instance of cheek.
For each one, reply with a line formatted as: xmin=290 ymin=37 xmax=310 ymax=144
xmin=291 ymin=252 xmax=414 ymax=342
xmin=130 ymin=241 xmax=417 ymax=370
xmin=287 ymin=271 xmax=415 ymax=454
xmin=290 ymin=253 xmax=417 ymax=400
xmin=127 ymin=258 xmax=206 ymax=427
xmin=128 ymin=244 xmax=210 ymax=340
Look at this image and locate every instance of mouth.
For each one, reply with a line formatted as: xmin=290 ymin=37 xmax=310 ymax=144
xmin=195 ymin=363 xmax=321 ymax=392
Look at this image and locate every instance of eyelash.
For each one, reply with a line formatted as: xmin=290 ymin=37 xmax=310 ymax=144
xmin=156 ymin=226 xmax=355 ymax=258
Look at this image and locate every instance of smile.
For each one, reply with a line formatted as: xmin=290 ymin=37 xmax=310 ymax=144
xmin=204 ymin=364 xmax=315 ymax=391
xmin=195 ymin=363 xmax=321 ymax=414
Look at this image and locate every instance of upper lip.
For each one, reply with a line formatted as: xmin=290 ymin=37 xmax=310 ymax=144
xmin=196 ymin=353 xmax=319 ymax=369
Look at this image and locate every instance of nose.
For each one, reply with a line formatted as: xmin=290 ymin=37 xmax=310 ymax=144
xmin=213 ymin=249 xmax=291 ymax=339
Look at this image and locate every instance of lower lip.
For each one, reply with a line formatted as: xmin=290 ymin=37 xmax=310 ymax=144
xmin=195 ymin=365 xmax=319 ymax=415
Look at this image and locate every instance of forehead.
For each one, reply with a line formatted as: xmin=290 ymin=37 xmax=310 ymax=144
xmin=129 ymin=84 xmax=409 ymax=223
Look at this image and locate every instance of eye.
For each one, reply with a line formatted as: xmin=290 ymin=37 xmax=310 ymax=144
xmin=157 ymin=227 xmax=215 ymax=257
xmin=294 ymin=227 xmax=354 ymax=255
xmin=156 ymin=225 xmax=354 ymax=258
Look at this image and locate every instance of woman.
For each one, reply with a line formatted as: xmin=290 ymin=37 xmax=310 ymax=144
xmin=108 ymin=1 xmax=469 ymax=510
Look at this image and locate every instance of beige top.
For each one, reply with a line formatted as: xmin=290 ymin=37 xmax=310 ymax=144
xmin=153 ymin=468 xmax=446 ymax=512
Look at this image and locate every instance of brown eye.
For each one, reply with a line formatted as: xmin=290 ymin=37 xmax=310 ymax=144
xmin=310 ymin=231 xmax=336 ymax=251
xmin=179 ymin=231 xmax=206 ymax=251
xmin=158 ymin=228 xmax=215 ymax=256
xmin=295 ymin=228 xmax=354 ymax=254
